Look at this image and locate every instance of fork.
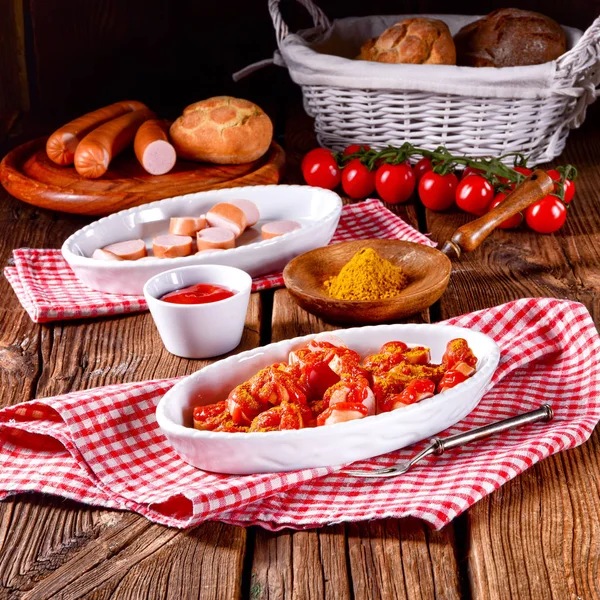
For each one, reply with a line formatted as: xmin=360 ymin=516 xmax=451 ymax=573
xmin=342 ymin=404 xmax=554 ymax=478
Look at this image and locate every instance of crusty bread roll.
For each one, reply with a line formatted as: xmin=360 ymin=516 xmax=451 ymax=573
xmin=358 ymin=18 xmax=456 ymax=65
xmin=170 ymin=96 xmax=273 ymax=164
xmin=454 ymin=9 xmax=566 ymax=67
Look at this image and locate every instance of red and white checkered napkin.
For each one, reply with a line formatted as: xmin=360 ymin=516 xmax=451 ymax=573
xmin=3 ymin=199 xmax=434 ymax=323
xmin=1 ymin=298 xmax=599 ymax=530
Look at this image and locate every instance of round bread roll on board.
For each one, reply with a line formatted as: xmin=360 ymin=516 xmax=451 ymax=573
xmin=196 ymin=227 xmax=236 ymax=251
xmin=170 ymin=96 xmax=273 ymax=164
xmin=153 ymin=234 xmax=193 ymax=258
xmin=102 ymin=239 xmax=147 ymax=260
xmin=262 ymin=220 xmax=301 ymax=240
xmin=206 ymin=203 xmax=248 ymax=237
xmin=358 ymin=18 xmax=456 ymax=64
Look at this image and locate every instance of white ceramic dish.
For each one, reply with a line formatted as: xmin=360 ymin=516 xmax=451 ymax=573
xmin=143 ymin=265 xmax=252 ymax=359
xmin=61 ymin=185 xmax=342 ymax=295
xmin=156 ymin=323 xmax=501 ymax=474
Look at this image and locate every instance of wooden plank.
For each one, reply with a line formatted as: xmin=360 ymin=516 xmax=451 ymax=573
xmin=0 ymin=185 xmax=258 ymax=597
xmin=347 ymin=518 xmax=461 ymax=600
xmin=249 ymin=284 xmax=460 ymax=599
xmin=0 ymin=0 xmax=29 ymax=115
xmin=9 ymin=296 xmax=261 ymax=598
xmin=425 ymin=115 xmax=600 ymax=599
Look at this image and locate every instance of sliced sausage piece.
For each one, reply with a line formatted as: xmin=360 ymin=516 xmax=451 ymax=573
xmin=261 ymin=220 xmax=301 ymax=240
xmin=102 ymin=239 xmax=147 ymax=260
xmin=134 ymin=119 xmax=177 ymax=175
xmin=92 ymin=248 xmax=122 ymax=261
xmin=46 ymin=101 xmax=147 ymax=166
xmin=74 ymin=108 xmax=155 ymax=179
xmin=196 ymin=227 xmax=235 ymax=251
xmin=196 ymin=248 xmax=226 ymax=255
xmin=227 ymin=199 xmax=260 ymax=227
xmin=169 ymin=216 xmax=207 ymax=236
xmin=206 ymin=203 xmax=247 ymax=238
xmin=152 ymin=234 xmax=193 ymax=258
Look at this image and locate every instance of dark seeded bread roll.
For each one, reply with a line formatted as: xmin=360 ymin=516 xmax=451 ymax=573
xmin=455 ymin=8 xmax=567 ymax=68
xmin=358 ymin=18 xmax=456 ymax=65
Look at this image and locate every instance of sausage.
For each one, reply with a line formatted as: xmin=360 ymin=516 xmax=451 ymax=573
xmin=74 ymin=108 xmax=155 ymax=179
xmin=92 ymin=248 xmax=122 ymax=261
xmin=261 ymin=220 xmax=301 ymax=240
xmin=206 ymin=203 xmax=248 ymax=238
xmin=46 ymin=100 xmax=147 ymax=166
xmin=196 ymin=227 xmax=235 ymax=251
xmin=227 ymin=199 xmax=260 ymax=227
xmin=169 ymin=216 xmax=207 ymax=236
xmin=102 ymin=239 xmax=147 ymax=260
xmin=152 ymin=234 xmax=193 ymax=258
xmin=134 ymin=119 xmax=177 ymax=175
xmin=196 ymin=248 xmax=226 ymax=255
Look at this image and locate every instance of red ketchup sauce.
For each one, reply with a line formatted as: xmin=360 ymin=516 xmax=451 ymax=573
xmin=160 ymin=283 xmax=235 ymax=304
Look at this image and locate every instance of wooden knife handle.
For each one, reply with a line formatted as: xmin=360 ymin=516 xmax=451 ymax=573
xmin=441 ymin=169 xmax=554 ymax=259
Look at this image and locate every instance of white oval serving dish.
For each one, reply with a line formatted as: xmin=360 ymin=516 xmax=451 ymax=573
xmin=61 ymin=185 xmax=342 ymax=295
xmin=156 ymin=323 xmax=501 ymax=474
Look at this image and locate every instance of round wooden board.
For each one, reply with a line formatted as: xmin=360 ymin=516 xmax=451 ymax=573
xmin=0 ymin=138 xmax=286 ymax=216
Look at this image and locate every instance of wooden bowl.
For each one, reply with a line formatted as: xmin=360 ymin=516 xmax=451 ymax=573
xmin=283 ymin=239 xmax=452 ymax=324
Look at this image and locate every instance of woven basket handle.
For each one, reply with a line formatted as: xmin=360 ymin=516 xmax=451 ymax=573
xmin=268 ymin=0 xmax=332 ymax=47
xmin=558 ymin=15 xmax=600 ymax=74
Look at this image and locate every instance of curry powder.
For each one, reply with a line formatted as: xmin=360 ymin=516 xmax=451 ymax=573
xmin=324 ymin=248 xmax=408 ymax=301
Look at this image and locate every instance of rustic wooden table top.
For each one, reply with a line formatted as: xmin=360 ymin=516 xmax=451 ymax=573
xmin=1 ymin=108 xmax=599 ymax=600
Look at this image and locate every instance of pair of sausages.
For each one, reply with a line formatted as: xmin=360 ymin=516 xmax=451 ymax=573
xmin=46 ymin=101 xmax=177 ymax=178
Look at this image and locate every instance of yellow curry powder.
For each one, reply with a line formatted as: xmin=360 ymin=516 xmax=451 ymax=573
xmin=324 ymin=248 xmax=408 ymax=301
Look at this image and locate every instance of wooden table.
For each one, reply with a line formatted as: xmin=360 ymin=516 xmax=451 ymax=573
xmin=1 ymin=108 xmax=599 ymax=600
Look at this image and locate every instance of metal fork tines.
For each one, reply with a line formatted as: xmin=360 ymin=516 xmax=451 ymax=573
xmin=342 ymin=404 xmax=553 ymax=479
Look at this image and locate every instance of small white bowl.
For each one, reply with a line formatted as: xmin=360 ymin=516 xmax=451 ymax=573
xmin=143 ymin=265 xmax=252 ymax=359
xmin=156 ymin=323 xmax=500 ymax=474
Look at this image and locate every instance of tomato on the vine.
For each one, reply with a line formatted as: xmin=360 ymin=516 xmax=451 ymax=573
xmin=547 ymin=169 xmax=576 ymax=204
xmin=418 ymin=171 xmax=458 ymax=211
xmin=487 ymin=192 xmax=523 ymax=229
xmin=413 ymin=157 xmax=433 ymax=182
xmin=524 ymin=196 xmax=567 ymax=234
xmin=301 ymin=148 xmax=341 ymax=190
xmin=375 ymin=162 xmax=415 ymax=204
xmin=454 ymin=175 xmax=494 ymax=216
xmin=343 ymin=144 xmax=370 ymax=157
xmin=497 ymin=166 xmax=532 ymax=185
xmin=513 ymin=166 xmax=533 ymax=178
xmin=341 ymin=158 xmax=376 ymax=199
xmin=461 ymin=166 xmax=485 ymax=179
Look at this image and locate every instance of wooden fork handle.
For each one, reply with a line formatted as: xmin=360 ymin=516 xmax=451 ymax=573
xmin=440 ymin=169 xmax=554 ymax=258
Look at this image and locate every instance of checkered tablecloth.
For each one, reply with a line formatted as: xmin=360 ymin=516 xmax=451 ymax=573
xmin=1 ymin=298 xmax=599 ymax=530
xmin=3 ymin=199 xmax=435 ymax=323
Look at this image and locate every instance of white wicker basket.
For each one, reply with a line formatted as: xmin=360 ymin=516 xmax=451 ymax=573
xmin=262 ymin=0 xmax=600 ymax=162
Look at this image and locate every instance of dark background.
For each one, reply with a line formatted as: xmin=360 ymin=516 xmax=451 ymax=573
xmin=1 ymin=0 xmax=599 ymax=132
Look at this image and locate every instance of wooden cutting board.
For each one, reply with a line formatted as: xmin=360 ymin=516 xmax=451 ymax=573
xmin=0 ymin=138 xmax=286 ymax=216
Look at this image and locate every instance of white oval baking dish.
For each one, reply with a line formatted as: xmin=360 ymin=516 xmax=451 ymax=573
xmin=156 ymin=323 xmax=501 ymax=474
xmin=61 ymin=185 xmax=342 ymax=295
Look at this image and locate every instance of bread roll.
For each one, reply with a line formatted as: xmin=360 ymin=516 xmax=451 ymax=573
xmin=454 ymin=9 xmax=566 ymax=68
xmin=170 ymin=96 xmax=273 ymax=164
xmin=358 ymin=18 xmax=456 ymax=65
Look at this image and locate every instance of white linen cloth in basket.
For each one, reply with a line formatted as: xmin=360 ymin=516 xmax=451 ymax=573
xmin=236 ymin=2 xmax=600 ymax=162
xmin=270 ymin=14 xmax=583 ymax=99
